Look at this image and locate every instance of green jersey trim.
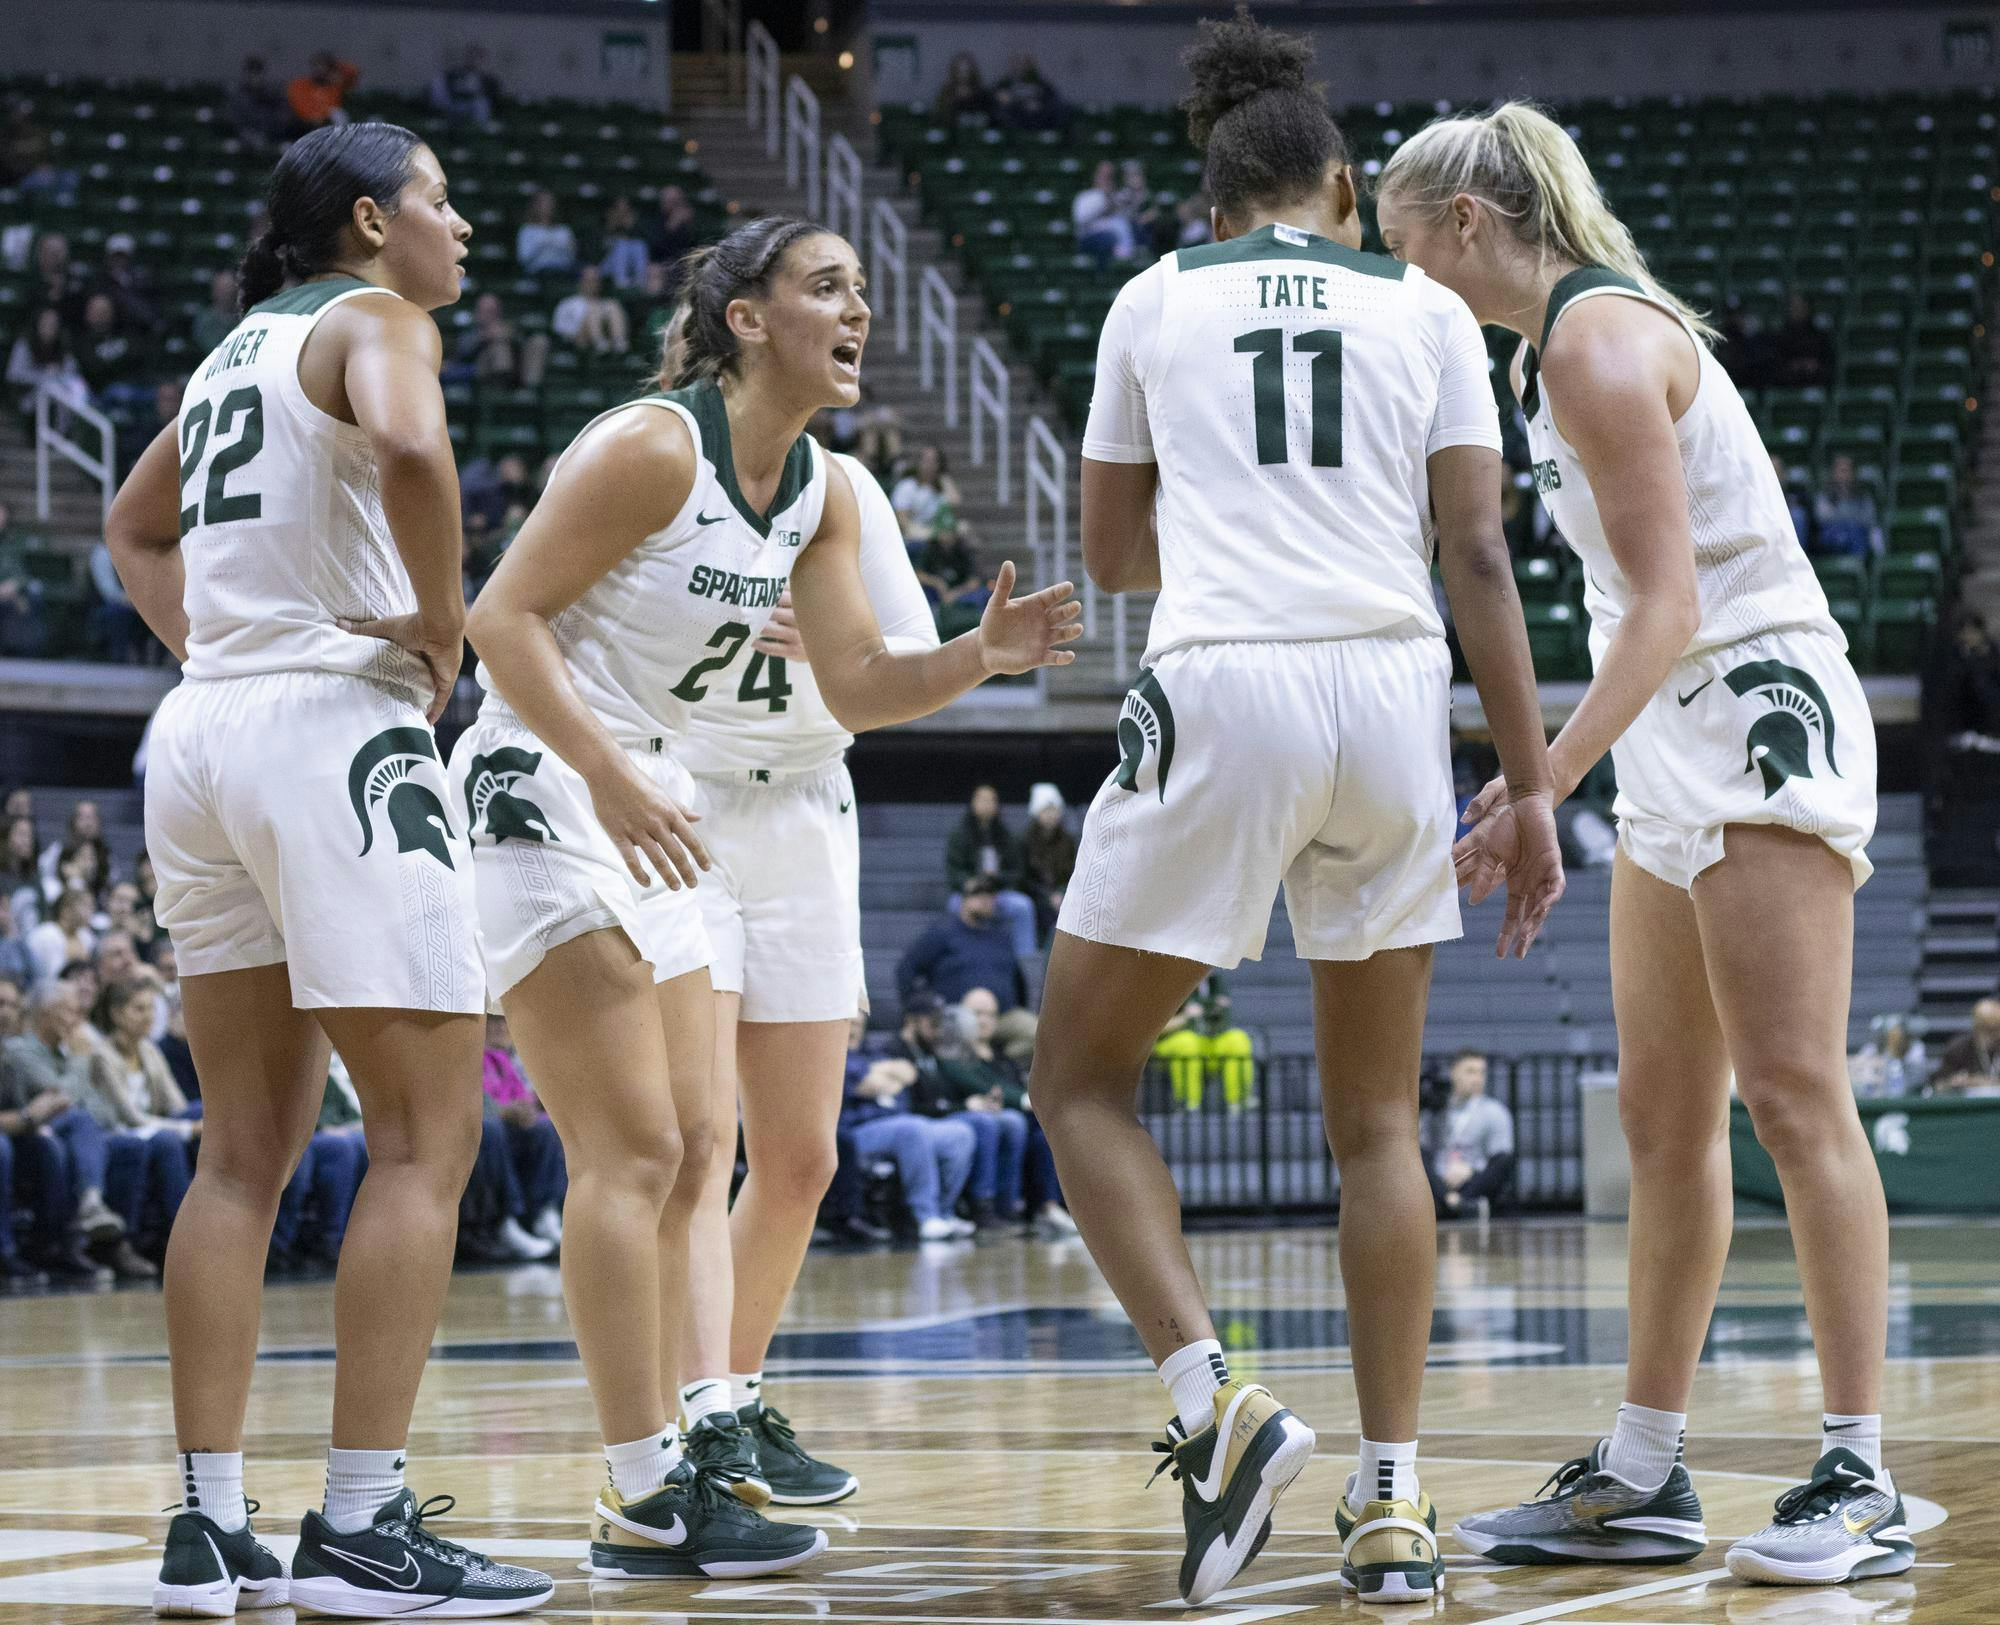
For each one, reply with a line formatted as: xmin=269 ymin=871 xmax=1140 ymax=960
xmin=1175 ymin=224 xmax=1406 ymax=281
xmin=1521 ymin=265 xmax=1647 ymax=418
xmin=245 ymin=275 xmax=375 ymax=319
xmin=655 ymin=378 xmax=815 ymax=539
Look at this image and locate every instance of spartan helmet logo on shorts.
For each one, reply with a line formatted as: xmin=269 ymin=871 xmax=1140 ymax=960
xmin=463 ymin=747 xmax=558 ymax=845
xmin=1114 ymin=669 xmax=1176 ymax=802
xmin=347 ymin=727 xmax=457 ymax=869
xmin=1723 ymin=658 xmax=1841 ymax=799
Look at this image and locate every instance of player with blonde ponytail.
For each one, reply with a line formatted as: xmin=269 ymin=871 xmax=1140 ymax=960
xmin=1378 ymin=105 xmax=1913 ymax=1587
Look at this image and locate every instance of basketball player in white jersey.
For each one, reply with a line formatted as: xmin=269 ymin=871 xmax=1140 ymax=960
xmin=449 ymin=217 xmax=1078 ymax=1579
xmin=1030 ymin=15 xmax=1564 ymax=1607
xmin=662 ymin=315 xmax=940 ymax=1509
xmin=106 ymin=125 xmax=553 ymax=1618
xmin=1378 ymin=104 xmax=1912 ymax=1586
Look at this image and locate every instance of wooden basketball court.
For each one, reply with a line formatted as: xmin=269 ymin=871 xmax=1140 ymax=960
xmin=0 ymin=1216 xmax=1990 ymax=1622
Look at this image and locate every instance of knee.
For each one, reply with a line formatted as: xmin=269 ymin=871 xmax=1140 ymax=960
xmin=1619 ymin=1078 xmax=1727 ymax=1168
xmin=755 ymin=1133 xmax=840 ymax=1205
xmin=196 ymin=1131 xmax=300 ymax=1207
xmin=1737 ymin=1062 xmax=1849 ymax=1163
xmin=1321 ymin=1089 xmax=1419 ymax=1159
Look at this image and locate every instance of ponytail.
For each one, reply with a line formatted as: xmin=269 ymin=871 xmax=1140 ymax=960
xmin=1377 ymin=101 xmax=1717 ymax=343
xmin=235 ymin=122 xmax=424 ymax=314
xmin=665 ymin=216 xmax=829 ymax=390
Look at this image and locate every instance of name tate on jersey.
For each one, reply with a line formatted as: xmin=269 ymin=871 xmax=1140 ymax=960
xmin=203 ymin=325 xmax=270 ymax=379
xmin=1256 ymin=274 xmax=1330 ymax=311
xmin=689 ymin=564 xmax=788 ymax=608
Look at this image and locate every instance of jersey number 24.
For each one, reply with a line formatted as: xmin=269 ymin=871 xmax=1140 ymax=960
xmin=1234 ymin=328 xmax=1342 ymax=468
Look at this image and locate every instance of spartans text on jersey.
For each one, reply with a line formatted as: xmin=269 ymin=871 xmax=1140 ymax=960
xmin=688 ymin=565 xmax=789 ymax=608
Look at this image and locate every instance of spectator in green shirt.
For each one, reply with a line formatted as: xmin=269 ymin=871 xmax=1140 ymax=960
xmin=0 ymin=500 xmax=48 ymax=657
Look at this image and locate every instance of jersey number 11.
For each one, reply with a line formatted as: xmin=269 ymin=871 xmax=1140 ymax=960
xmin=1233 ymin=328 xmax=1342 ymax=468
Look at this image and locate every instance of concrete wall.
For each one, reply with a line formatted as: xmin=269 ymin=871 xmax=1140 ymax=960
xmin=868 ymin=3 xmax=1990 ymax=110
xmin=7 ymin=0 xmax=673 ymax=109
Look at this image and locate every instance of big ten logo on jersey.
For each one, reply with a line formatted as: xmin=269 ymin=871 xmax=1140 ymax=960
xmin=203 ymin=324 xmax=269 ymax=379
xmin=773 ymin=525 xmax=804 ymax=549
xmin=1531 ymin=457 xmax=1563 ymax=494
xmin=1255 ymin=273 xmax=1328 ymax=312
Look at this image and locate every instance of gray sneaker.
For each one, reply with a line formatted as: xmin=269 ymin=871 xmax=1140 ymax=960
xmin=1453 ymin=1442 xmax=1707 ymax=1564
xmin=1725 ymin=1448 xmax=1914 ymax=1585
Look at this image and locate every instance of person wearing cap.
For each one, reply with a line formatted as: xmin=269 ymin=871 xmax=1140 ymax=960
xmin=896 ymin=876 xmax=1030 ymax=1014
xmin=93 ymin=234 xmax=158 ymax=336
xmin=1021 ymin=783 xmax=1076 ymax=945
xmin=942 ymin=785 xmax=1036 ymax=959
xmin=839 ymin=1011 xmax=976 ymax=1241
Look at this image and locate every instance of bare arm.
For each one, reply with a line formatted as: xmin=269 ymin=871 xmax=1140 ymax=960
xmin=1079 ymin=458 xmax=1161 ymax=593
xmin=464 ymin=407 xmax=708 ymax=888
xmin=104 ymin=424 xmax=190 ymax=661
xmin=792 ymin=461 xmax=1080 ymax=733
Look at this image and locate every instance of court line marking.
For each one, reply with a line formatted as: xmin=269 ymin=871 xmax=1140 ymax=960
xmin=1461 ymin=1567 xmax=1726 ymax=1625
xmin=534 ymin=1610 xmax=1308 ymax=1624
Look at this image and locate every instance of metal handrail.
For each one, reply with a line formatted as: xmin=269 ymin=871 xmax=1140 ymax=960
xmin=784 ymin=75 xmax=822 ymax=219
xmin=745 ymin=20 xmax=779 ymax=156
xmin=868 ymin=197 xmax=909 ymax=354
xmin=1024 ymin=414 xmax=1066 ymax=606
xmin=34 ymin=380 xmax=115 ymax=528
xmin=919 ymin=267 xmax=958 ymax=427
xmin=968 ymin=337 xmax=1010 ymax=503
xmin=825 ymin=131 xmax=863 ymax=249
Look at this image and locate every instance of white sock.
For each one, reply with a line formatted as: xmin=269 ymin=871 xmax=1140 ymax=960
xmin=605 ymin=1427 xmax=682 ymax=1500
xmin=1601 ymin=1402 xmax=1685 ymax=1491
xmin=1352 ymin=1438 xmax=1419 ymax=1510
xmin=181 ymin=1450 xmax=247 ymax=1533
xmin=323 ymin=1447 xmax=405 ymax=1534
xmin=680 ymin=1378 xmax=734 ymax=1428
xmin=1822 ymin=1412 xmax=1883 ymax=1473
xmin=730 ymin=1370 xmax=763 ymax=1412
xmin=1158 ymin=1340 xmax=1228 ymax=1436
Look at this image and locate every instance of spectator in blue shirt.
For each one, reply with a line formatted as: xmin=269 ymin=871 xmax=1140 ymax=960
xmin=839 ymin=1011 xmax=975 ymax=1239
xmin=1811 ymin=455 xmax=1883 ymax=559
xmin=599 ymin=196 xmax=651 ymax=290
xmin=896 ymin=875 xmax=1028 ymax=1011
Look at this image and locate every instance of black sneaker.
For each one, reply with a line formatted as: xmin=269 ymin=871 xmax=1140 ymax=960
xmin=740 ymin=1400 xmax=858 ymax=1505
xmin=685 ymin=1410 xmax=772 ymax=1506
xmin=290 ymin=1489 xmax=553 ymax=1617
xmin=588 ymin=1458 xmax=829 ymax=1578
xmin=153 ymin=1504 xmax=288 ymax=1617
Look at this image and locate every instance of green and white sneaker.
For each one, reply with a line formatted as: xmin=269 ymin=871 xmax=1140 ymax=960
xmin=1453 ymin=1442 xmax=1708 ymax=1564
xmin=589 ymin=1459 xmax=829 ymax=1578
xmin=1149 ymin=1379 xmax=1316 ymax=1605
xmin=291 ymin=1489 xmax=554 ymax=1617
xmin=1725 ymin=1448 xmax=1915 ymax=1585
xmin=1335 ymin=1479 xmax=1445 ymax=1604
xmin=685 ymin=1411 xmax=772 ymax=1507
xmin=153 ymin=1505 xmax=288 ymax=1618
xmin=741 ymin=1400 xmax=859 ymax=1505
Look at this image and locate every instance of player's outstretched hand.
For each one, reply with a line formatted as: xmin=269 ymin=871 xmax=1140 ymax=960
xmin=976 ymin=561 xmax=1083 ymax=675
xmin=338 ymin=613 xmax=462 ymax=724
xmin=752 ymin=590 xmax=809 ymax=663
xmin=1453 ymin=787 xmax=1565 ymax=959
xmin=584 ymin=755 xmax=710 ymax=891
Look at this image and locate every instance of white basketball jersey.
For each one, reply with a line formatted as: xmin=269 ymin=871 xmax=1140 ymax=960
xmin=676 ymin=451 xmax=939 ymax=776
xmin=175 ymin=276 xmax=428 ymax=705
xmin=1519 ymin=268 xmax=1838 ymax=664
xmin=1082 ymin=222 xmax=1502 ymax=663
xmin=473 ymin=379 xmax=828 ymax=742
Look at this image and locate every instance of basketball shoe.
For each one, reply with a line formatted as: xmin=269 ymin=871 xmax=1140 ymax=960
xmin=1452 ymin=1441 xmax=1707 ymax=1564
xmin=684 ymin=1410 xmax=772 ymax=1507
xmin=1335 ymin=1477 xmax=1444 ymax=1604
xmin=588 ymin=1458 xmax=829 ymax=1578
xmin=152 ymin=1503 xmax=288 ymax=1618
xmin=1724 ymin=1448 xmax=1915 ymax=1584
xmin=290 ymin=1489 xmax=553 ymax=1617
xmin=1149 ymin=1378 xmax=1315 ymax=1605
xmin=740 ymin=1399 xmax=859 ymax=1505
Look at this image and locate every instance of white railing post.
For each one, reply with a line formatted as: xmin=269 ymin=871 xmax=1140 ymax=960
xmin=1024 ymin=414 xmax=1066 ymax=606
xmin=918 ymin=267 xmax=958 ymax=427
xmin=34 ymin=380 xmax=116 ymax=527
xmin=745 ymin=21 xmax=779 ymax=156
xmin=1113 ymin=589 xmax=1130 ymax=681
xmin=784 ymin=76 xmax=821 ymax=218
xmin=825 ymin=131 xmax=862 ymax=247
xmin=868 ymin=197 xmax=909 ymax=354
xmin=969 ymin=337 xmax=1010 ymax=503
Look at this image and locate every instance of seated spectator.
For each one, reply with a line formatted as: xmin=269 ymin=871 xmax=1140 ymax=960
xmin=0 ymin=896 xmax=33 ymax=991
xmin=516 ymin=189 xmax=578 ymax=276
xmin=92 ymin=234 xmax=159 ymax=337
xmin=288 ymin=51 xmax=360 ymax=130
xmin=31 ymin=235 xmax=89 ymax=326
xmin=991 ymin=52 xmax=1065 ymax=132
xmin=1771 ymin=451 xmax=1816 ymax=553
xmin=1115 ymin=160 xmax=1170 ymax=257
xmin=918 ymin=514 xmax=988 ymax=638
xmin=76 ymin=294 xmax=152 ymax=413
xmin=461 ymin=451 xmax=537 ymax=542
xmin=116 ymin=380 xmax=183 ymax=485
xmin=27 ymin=887 xmax=94 ymax=987
xmin=599 ymin=196 xmax=651 ymax=290
xmin=2 ymin=819 xmax=39 ymax=930
xmin=1930 ymin=611 xmax=2000 ymax=747
xmin=89 ymin=538 xmax=153 ymax=662
xmin=458 ymin=1087 xmax=559 ymax=1263
xmin=1153 ymin=975 xmax=1254 ymax=1111
xmin=93 ymin=930 xmax=166 ymax=1037
xmin=822 ymin=386 xmax=901 ymax=478
xmin=840 ymin=1011 xmax=975 ymax=1240
xmin=83 ymin=978 xmax=195 ymax=1263
xmin=552 ymin=265 xmax=629 ymax=355
xmin=429 ymin=44 xmax=500 ymax=126
xmin=1 ymin=97 xmax=76 ymax=196
xmin=41 ymin=801 xmax=110 ymax=899
xmin=226 ymin=55 xmax=294 ymax=149
xmin=1850 ymin=1015 xmax=1928 ymax=1097
xmin=1425 ymin=1051 xmax=1515 ymax=1218
xmin=1768 ymin=290 xmax=1834 ymax=387
xmin=191 ymin=270 xmax=240 ymax=356
xmin=455 ymin=292 xmax=549 ymax=387
xmin=482 ymin=1014 xmax=566 ymax=1246
xmin=2 ymin=983 xmax=141 ymax=1275
xmin=0 ymin=500 xmax=48 ymax=658
xmin=271 ymin=1058 xmax=367 ymax=1272
xmin=1932 ymin=998 xmax=2000 ymax=1095
xmin=0 ymin=976 xmax=43 ymax=1284
xmin=103 ymin=878 xmax=158 ymax=955
xmin=890 ymin=445 xmax=961 ymax=545
xmin=1812 ymin=454 xmax=1882 ymax=559
xmin=951 ymin=988 xmax=1072 ymax=1231
xmin=932 ymin=53 xmax=993 ymax=122
xmin=7 ymin=308 xmax=90 ymax=427
xmin=1072 ymin=160 xmax=1136 ymax=267
xmin=943 ymin=786 xmax=1038 ymax=958
xmin=1714 ymin=296 xmax=1772 ymax=391
xmin=898 ymin=875 xmax=1030 ymax=1014
xmin=1020 ymin=782 xmax=1075 ymax=942
xmin=1175 ymin=195 xmax=1213 ymax=249
xmin=909 ymin=990 xmax=1029 ymax=1227
xmin=644 ymin=185 xmax=698 ymax=280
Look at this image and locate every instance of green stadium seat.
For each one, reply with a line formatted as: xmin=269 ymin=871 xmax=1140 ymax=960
xmin=1812 ymin=554 xmax=1870 ymax=600
xmin=1870 ymin=598 xmax=1933 ymax=671
xmin=1877 ymin=551 xmax=1944 ymax=605
xmin=1513 ymin=556 xmax=1566 ymax=604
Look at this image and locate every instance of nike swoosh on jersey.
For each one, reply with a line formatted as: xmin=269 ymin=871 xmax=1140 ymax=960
xmin=1677 ymin=677 xmax=1716 ymax=706
xmin=839 ymin=800 xmax=853 ymax=814
xmin=1188 ymin=1386 xmax=1258 ymax=1504
xmin=323 ymin=1546 xmax=423 ymax=1589
xmin=695 ymin=512 xmax=728 ymax=526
